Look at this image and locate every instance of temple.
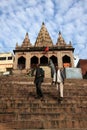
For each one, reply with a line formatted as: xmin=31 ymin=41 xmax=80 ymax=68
xmin=13 ymin=22 xmax=74 ymax=76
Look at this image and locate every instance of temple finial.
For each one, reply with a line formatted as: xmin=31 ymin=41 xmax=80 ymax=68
xmin=42 ymin=22 xmax=45 ymax=25
xmin=59 ymin=31 xmax=61 ymax=35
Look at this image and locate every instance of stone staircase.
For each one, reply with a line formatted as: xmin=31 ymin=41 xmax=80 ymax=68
xmin=0 ymin=75 xmax=87 ymax=130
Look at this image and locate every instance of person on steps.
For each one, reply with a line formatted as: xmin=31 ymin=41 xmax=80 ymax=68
xmin=55 ymin=66 xmax=65 ymax=103
xmin=34 ymin=64 xmax=44 ymax=101
xmin=48 ymin=59 xmax=56 ymax=85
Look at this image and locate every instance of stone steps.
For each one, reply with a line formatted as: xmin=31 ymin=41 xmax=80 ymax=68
xmin=0 ymin=91 xmax=87 ymax=97
xmin=0 ymin=103 xmax=86 ymax=113
xmin=0 ymin=97 xmax=87 ymax=107
xmin=0 ymin=123 xmax=13 ymax=130
xmin=0 ymin=119 xmax=87 ymax=129
xmin=0 ymin=122 xmax=86 ymax=130
xmin=0 ymin=75 xmax=87 ymax=129
xmin=0 ymin=75 xmax=87 ymax=83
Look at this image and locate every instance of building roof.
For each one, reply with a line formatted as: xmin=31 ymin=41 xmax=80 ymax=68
xmin=77 ymin=59 xmax=87 ymax=66
xmin=0 ymin=52 xmax=13 ymax=57
xmin=14 ymin=23 xmax=74 ymax=52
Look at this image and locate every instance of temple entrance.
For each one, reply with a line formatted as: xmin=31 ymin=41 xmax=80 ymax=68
xmin=40 ymin=56 xmax=48 ymax=65
xmin=31 ymin=56 xmax=38 ymax=68
xmin=62 ymin=55 xmax=71 ymax=67
xmin=50 ymin=55 xmax=58 ymax=66
xmin=18 ymin=56 xmax=26 ymax=70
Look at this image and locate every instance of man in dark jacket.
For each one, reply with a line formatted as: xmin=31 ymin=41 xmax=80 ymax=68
xmin=34 ymin=64 xmax=44 ymax=101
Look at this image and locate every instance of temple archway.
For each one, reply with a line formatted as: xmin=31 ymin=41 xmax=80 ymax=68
xmin=31 ymin=56 xmax=38 ymax=68
xmin=50 ymin=55 xmax=58 ymax=66
xmin=62 ymin=55 xmax=71 ymax=67
xmin=18 ymin=56 xmax=26 ymax=69
xmin=40 ymin=56 xmax=48 ymax=65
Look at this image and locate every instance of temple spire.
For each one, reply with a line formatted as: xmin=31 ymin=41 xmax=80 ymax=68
xmin=56 ymin=31 xmax=66 ymax=45
xmin=22 ymin=32 xmax=31 ymax=47
xmin=35 ymin=23 xmax=53 ymax=47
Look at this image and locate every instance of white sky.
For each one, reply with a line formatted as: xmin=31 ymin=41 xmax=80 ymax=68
xmin=0 ymin=0 xmax=87 ymax=63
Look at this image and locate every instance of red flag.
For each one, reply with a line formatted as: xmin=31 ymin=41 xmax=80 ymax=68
xmin=45 ymin=47 xmax=49 ymax=52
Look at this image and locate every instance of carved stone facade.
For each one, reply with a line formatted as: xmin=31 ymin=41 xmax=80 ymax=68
xmin=13 ymin=22 xmax=74 ymax=74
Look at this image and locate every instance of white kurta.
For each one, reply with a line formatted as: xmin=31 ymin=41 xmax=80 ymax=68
xmin=57 ymin=70 xmax=62 ymax=83
xmin=56 ymin=69 xmax=64 ymax=97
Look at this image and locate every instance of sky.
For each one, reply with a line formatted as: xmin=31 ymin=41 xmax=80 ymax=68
xmin=0 ymin=0 xmax=87 ymax=65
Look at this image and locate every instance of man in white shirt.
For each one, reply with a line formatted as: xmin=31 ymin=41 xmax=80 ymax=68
xmin=55 ymin=66 xmax=65 ymax=102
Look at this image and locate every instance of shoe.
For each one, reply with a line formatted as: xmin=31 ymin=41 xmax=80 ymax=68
xmin=60 ymin=97 xmax=63 ymax=101
xmin=58 ymin=97 xmax=63 ymax=103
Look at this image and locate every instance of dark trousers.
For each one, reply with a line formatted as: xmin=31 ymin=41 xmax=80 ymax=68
xmin=35 ymin=81 xmax=43 ymax=98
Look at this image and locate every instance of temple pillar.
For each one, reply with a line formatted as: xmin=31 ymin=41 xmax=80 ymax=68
xmin=70 ymin=52 xmax=74 ymax=67
xmin=26 ymin=53 xmax=30 ymax=69
xmin=57 ymin=52 xmax=63 ymax=68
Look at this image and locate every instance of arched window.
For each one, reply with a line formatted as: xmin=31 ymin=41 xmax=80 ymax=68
xmin=50 ymin=55 xmax=58 ymax=66
xmin=18 ymin=56 xmax=26 ymax=69
xmin=40 ymin=56 xmax=48 ymax=65
xmin=62 ymin=55 xmax=71 ymax=67
xmin=31 ymin=56 xmax=38 ymax=68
